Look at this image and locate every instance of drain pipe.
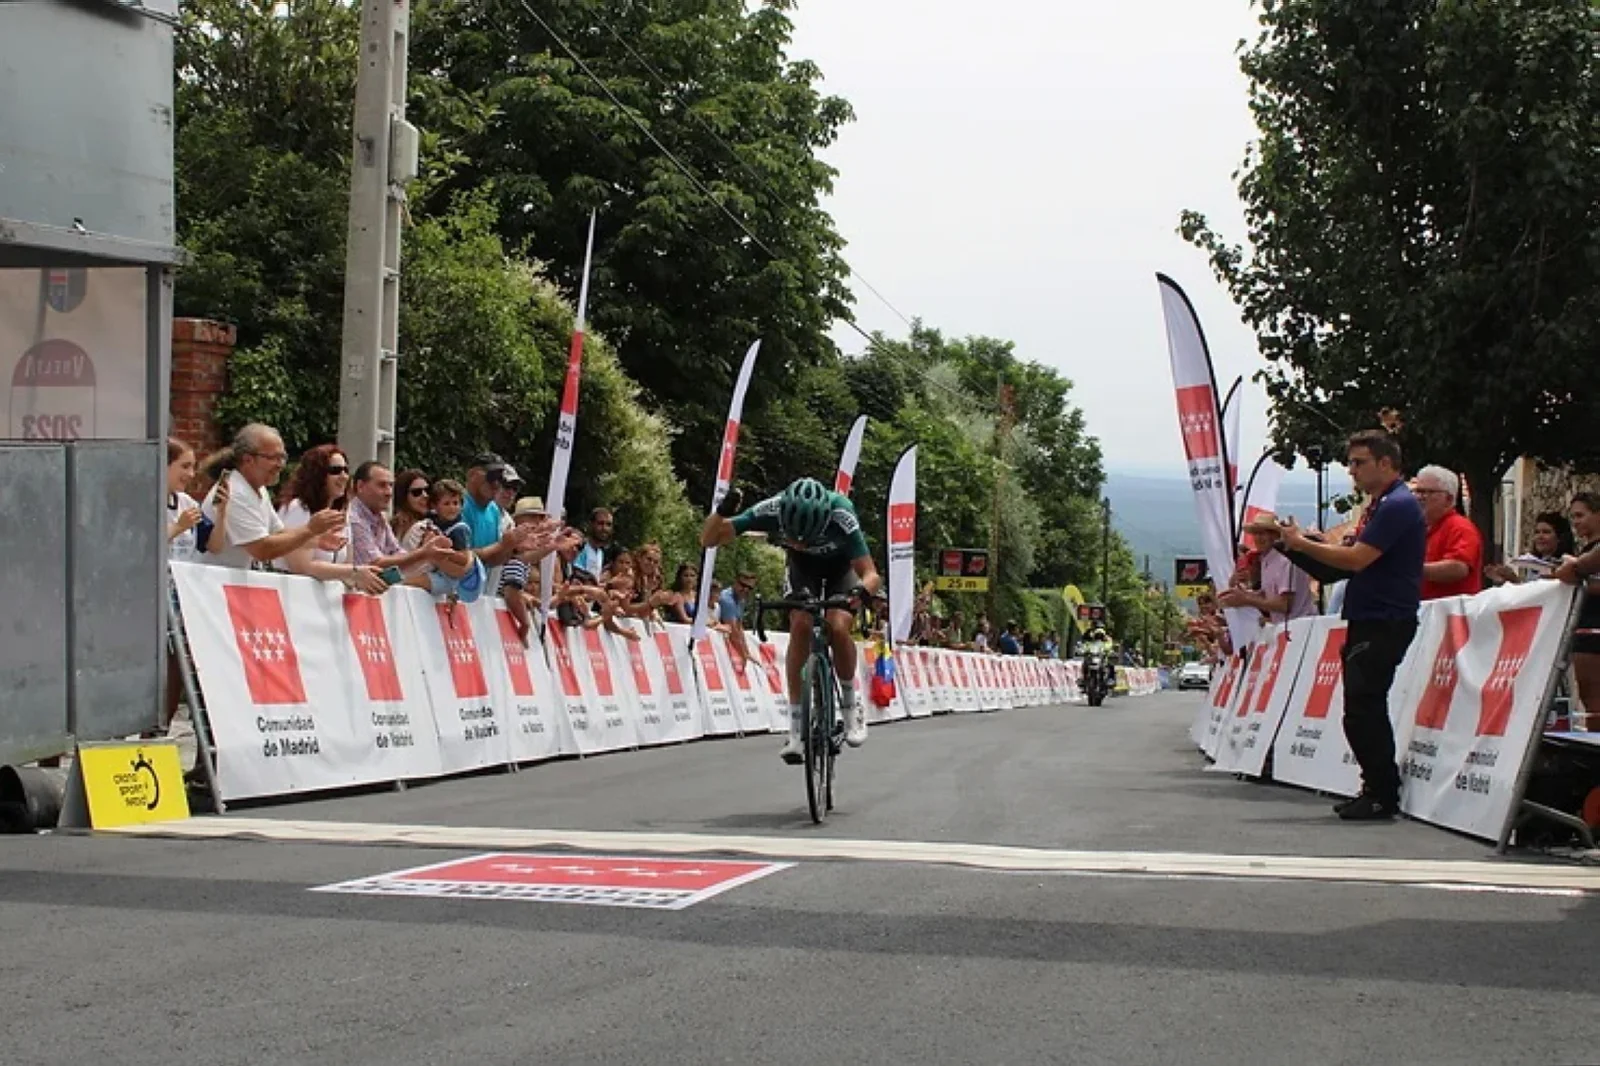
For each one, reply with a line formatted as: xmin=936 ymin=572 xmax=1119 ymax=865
xmin=0 ymin=764 xmax=68 ymax=833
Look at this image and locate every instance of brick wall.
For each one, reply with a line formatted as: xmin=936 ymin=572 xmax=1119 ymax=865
xmin=169 ymin=318 xmax=235 ymax=455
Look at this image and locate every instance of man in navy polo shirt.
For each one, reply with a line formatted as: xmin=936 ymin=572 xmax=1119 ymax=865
xmin=1280 ymin=430 xmax=1425 ymax=821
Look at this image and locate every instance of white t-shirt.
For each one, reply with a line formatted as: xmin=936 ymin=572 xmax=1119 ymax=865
xmin=279 ymin=498 xmax=350 ymax=565
xmin=200 ymin=470 xmax=284 ymax=571
xmin=167 ymin=491 xmax=200 ymax=563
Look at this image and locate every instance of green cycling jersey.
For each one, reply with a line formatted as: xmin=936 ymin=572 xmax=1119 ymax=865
xmin=731 ymin=489 xmax=871 ymax=563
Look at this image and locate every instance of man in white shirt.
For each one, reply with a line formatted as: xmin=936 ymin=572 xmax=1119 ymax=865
xmin=1220 ymin=512 xmax=1318 ymax=624
xmin=200 ymin=424 xmax=342 ymax=570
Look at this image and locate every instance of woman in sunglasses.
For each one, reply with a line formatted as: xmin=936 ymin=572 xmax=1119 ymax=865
xmin=276 ymin=444 xmax=352 ymax=565
xmin=392 ymin=469 xmax=432 ymax=544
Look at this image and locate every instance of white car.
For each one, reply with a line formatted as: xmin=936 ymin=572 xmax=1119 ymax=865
xmin=1177 ymin=661 xmax=1211 ymax=691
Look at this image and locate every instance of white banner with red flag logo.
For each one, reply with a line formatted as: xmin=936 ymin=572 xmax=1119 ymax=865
xmin=834 ymin=414 xmax=869 ymax=496
xmin=172 ymin=564 xmax=445 ymax=801
xmin=887 ymin=445 xmax=917 ymax=644
xmin=714 ymin=629 xmax=769 ymax=735
xmin=475 ymin=598 xmax=572 ymax=762
xmin=691 ymin=339 xmax=762 ymax=645
xmin=410 ymin=595 xmax=515 ymax=774
xmin=691 ymin=628 xmax=740 ymax=735
xmin=1221 ymin=376 xmax=1242 ymax=501
xmin=652 ymin=624 xmax=709 ymax=742
xmin=1156 ymin=275 xmax=1253 ymax=654
xmin=1391 ymin=580 xmax=1579 ymax=840
xmin=1208 ymin=621 xmax=1312 ymax=777
xmin=540 ymin=212 xmax=599 ymax=621
xmin=1269 ymin=618 xmax=1361 ymax=795
xmin=1238 ymin=453 xmax=1290 ymax=547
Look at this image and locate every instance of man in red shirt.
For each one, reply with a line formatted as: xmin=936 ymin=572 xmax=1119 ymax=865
xmin=1414 ymin=465 xmax=1483 ymax=600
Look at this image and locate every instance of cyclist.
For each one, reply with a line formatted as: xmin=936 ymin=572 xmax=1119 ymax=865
xmin=701 ymin=477 xmax=882 ymax=763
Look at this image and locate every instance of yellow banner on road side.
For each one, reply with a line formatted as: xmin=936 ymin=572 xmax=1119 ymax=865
xmin=64 ymin=741 xmax=190 ymax=829
xmin=1061 ymin=585 xmax=1088 ymax=633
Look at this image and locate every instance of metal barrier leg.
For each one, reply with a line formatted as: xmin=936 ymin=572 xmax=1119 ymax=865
xmin=167 ymin=591 xmax=226 ymax=815
xmin=1496 ymin=593 xmax=1583 ymax=854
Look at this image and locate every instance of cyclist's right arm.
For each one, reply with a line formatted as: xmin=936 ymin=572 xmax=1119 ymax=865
xmin=699 ymin=490 xmax=779 ymax=548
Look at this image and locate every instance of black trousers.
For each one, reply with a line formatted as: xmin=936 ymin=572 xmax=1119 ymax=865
xmin=1340 ymin=617 xmax=1418 ymax=803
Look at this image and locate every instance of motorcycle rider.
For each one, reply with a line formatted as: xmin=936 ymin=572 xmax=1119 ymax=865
xmin=1081 ymin=626 xmax=1116 ymax=693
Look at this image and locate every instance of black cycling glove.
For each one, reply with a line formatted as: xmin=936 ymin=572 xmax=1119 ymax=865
xmin=715 ymin=486 xmax=744 ymax=518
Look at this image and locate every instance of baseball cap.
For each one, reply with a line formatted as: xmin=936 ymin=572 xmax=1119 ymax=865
xmin=470 ymin=451 xmax=504 ymax=471
xmin=490 ymin=463 xmax=523 ymax=487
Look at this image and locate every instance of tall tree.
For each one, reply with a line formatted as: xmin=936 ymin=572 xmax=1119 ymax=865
xmin=1181 ymin=0 xmax=1600 ymax=541
xmin=408 ymin=0 xmax=856 ymax=503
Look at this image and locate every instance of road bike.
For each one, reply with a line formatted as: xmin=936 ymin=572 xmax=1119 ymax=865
xmin=755 ymin=590 xmax=857 ymax=824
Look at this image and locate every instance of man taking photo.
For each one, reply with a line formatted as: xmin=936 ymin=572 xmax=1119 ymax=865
xmin=1279 ymin=430 xmax=1426 ymax=822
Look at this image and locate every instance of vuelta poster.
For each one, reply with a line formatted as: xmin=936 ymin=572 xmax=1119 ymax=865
xmin=2 ymin=267 xmax=148 ymax=441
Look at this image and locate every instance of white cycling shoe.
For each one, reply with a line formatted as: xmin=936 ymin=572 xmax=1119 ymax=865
xmin=843 ymin=700 xmax=868 ymax=748
xmin=779 ymin=731 xmax=804 ymax=765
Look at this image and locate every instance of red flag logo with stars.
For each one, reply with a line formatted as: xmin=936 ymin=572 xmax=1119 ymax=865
xmin=224 ymin=585 xmax=307 ymax=705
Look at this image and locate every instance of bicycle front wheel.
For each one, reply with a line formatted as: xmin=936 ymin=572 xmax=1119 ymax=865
xmin=804 ymin=652 xmax=833 ymax=824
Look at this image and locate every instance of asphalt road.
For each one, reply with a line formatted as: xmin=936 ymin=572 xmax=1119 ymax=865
xmin=5 ymin=693 xmax=1599 ymax=1066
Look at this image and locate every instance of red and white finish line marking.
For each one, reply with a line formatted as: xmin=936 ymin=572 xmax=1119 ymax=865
xmin=311 ymin=852 xmax=793 ymax=910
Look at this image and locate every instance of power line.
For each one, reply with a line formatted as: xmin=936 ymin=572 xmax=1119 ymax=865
xmin=508 ymin=0 xmax=982 ymax=411
xmin=591 ymin=13 xmax=916 ymax=333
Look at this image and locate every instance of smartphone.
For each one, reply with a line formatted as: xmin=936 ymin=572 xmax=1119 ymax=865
xmin=380 ymin=566 xmax=405 ymax=587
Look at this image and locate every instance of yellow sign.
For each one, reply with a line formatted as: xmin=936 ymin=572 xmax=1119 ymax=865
xmin=1061 ymin=585 xmax=1088 ymax=633
xmin=72 ymin=741 xmax=190 ymax=829
xmin=934 ymin=575 xmax=989 ymax=592
xmin=1176 ymin=584 xmax=1210 ymax=600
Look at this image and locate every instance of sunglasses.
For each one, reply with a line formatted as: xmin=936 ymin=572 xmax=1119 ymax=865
xmin=326 ymin=466 xmax=349 ymax=476
xmin=408 ymin=486 xmax=430 ymax=498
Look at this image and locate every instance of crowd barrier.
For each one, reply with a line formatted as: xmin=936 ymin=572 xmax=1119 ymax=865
xmin=1192 ymin=579 xmax=1581 ymax=843
xmin=170 ymin=562 xmax=1150 ymax=804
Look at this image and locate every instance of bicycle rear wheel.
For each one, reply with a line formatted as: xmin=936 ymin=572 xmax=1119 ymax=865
xmin=804 ymin=652 xmax=833 ymax=824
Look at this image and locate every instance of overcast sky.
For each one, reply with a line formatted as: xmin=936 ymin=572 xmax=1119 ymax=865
xmin=787 ymin=0 xmax=1275 ymax=477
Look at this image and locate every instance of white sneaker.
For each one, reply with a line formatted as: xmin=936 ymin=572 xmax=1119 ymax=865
xmin=779 ymin=732 xmax=804 ymax=765
xmin=843 ymin=700 xmax=868 ymax=748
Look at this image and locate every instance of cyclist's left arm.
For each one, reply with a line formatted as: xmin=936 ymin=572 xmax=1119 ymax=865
xmin=849 ymin=552 xmax=882 ymax=597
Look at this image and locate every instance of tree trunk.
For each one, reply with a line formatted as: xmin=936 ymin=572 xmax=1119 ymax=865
xmin=1464 ymin=459 xmax=1502 ymax=561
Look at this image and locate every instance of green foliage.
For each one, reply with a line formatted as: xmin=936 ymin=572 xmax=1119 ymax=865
xmin=175 ymin=0 xmax=697 ymax=551
xmin=1182 ymin=0 xmax=1600 ymax=536
xmin=408 ymin=0 xmax=856 ymax=505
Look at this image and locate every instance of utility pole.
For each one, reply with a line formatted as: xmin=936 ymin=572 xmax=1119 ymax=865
xmin=338 ymin=0 xmax=418 ymax=472
xmin=1100 ymin=497 xmax=1112 ymax=604
xmin=988 ymin=380 xmax=1015 ymax=624
xmin=1142 ymin=554 xmax=1151 ymax=662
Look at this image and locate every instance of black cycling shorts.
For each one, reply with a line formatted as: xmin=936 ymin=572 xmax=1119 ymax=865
xmin=783 ymin=553 xmax=857 ymax=604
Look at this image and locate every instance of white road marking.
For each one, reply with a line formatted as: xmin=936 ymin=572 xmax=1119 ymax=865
xmin=99 ymin=816 xmax=1600 ymax=895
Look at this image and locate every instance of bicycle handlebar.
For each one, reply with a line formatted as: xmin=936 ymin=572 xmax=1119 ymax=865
xmin=753 ymin=594 xmax=860 ymax=642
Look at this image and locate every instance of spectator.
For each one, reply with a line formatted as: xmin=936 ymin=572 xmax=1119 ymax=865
xmin=492 ymin=464 xmax=524 ymax=541
xmin=1280 ymin=430 xmax=1425 ymax=822
xmin=663 ymin=563 xmax=700 ymax=624
xmin=391 ymin=469 xmax=431 ymax=543
xmin=166 ymin=437 xmax=203 ymax=563
xmin=998 ymin=622 xmax=1022 ymax=656
xmin=276 ymin=444 xmax=353 ymax=567
xmin=634 ymin=543 xmax=668 ymax=612
xmin=973 ymin=618 xmax=992 ymax=652
xmin=199 ymin=424 xmax=344 ymax=573
xmin=348 ymin=462 xmax=457 ymax=578
xmin=461 ymin=453 xmax=526 ymax=575
xmin=1554 ymin=493 xmax=1600 ymax=728
xmin=498 ymin=497 xmax=574 ymax=643
xmin=417 ymin=478 xmax=489 ymax=602
xmin=1486 ymin=511 xmax=1575 ymax=586
xmin=1221 ymin=512 xmax=1318 ymax=624
xmin=1414 ymin=465 xmax=1483 ymax=601
xmin=575 ymin=506 xmax=620 ymax=577
xmin=1041 ymin=633 xmax=1059 ymax=659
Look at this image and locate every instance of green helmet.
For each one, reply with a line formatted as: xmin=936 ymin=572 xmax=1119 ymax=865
xmin=779 ymin=477 xmax=832 ymax=542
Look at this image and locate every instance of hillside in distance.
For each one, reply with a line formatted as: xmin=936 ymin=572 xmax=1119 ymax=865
xmin=1102 ymin=469 xmax=1325 ymax=586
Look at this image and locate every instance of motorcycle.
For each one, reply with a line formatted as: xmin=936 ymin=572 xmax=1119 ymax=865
xmin=1082 ymin=651 xmax=1110 ymax=707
